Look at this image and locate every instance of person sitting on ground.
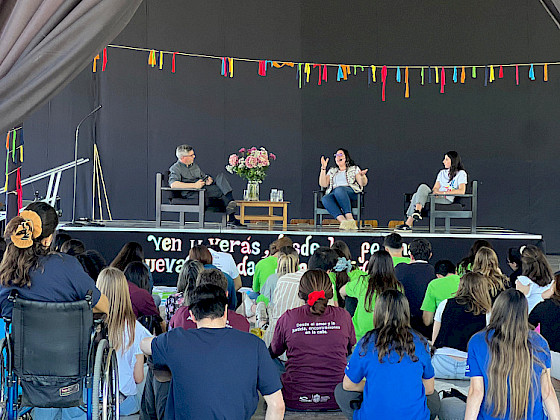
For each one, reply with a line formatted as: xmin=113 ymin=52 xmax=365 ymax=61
xmin=203 ymin=239 xmax=242 ymax=291
xmin=169 ymin=144 xmax=243 ymax=227
xmin=471 ymin=246 xmax=508 ymax=301
xmin=124 ymin=261 xmax=160 ymax=318
xmin=506 ymin=246 xmax=523 ymax=286
xmin=340 ymin=250 xmax=403 ymax=342
xmin=169 ymin=268 xmax=249 ymax=332
xmin=140 ymin=284 xmax=285 ymax=420
xmin=335 ymin=290 xmax=440 ymax=420
xmin=264 ymin=246 xmax=338 ymax=347
xmin=51 ymin=231 xmax=71 ymax=252
xmin=395 ymin=238 xmax=435 ymax=335
xmin=397 ymin=151 xmax=467 ymax=231
xmin=76 ymin=249 xmax=107 ymax=281
xmin=270 ymin=269 xmax=356 ymax=411
xmin=188 ymin=244 xmax=237 ymax=309
xmin=318 ymin=148 xmax=368 ymax=230
xmin=421 ymin=260 xmax=460 ymax=327
xmin=260 ymin=246 xmax=299 ymax=306
xmin=253 ymin=236 xmax=293 ymax=297
xmin=60 ymin=238 xmax=86 ymax=256
xmin=331 ymin=240 xmax=367 ymax=314
xmin=456 ymin=239 xmax=493 ymax=275
xmin=529 ymin=273 xmax=560 ymax=400
xmin=97 ymin=267 xmax=152 ymax=416
xmin=0 ymin=202 xmax=109 ymax=419
xmin=165 ymin=260 xmax=204 ymax=325
xmin=384 ymin=232 xmax=411 ymax=266
xmin=431 ymin=272 xmax=491 ymax=380
xmin=464 ymin=289 xmax=560 ymax=420
xmin=111 ymin=241 xmax=154 ymax=292
xmin=516 ymin=244 xmax=555 ymax=313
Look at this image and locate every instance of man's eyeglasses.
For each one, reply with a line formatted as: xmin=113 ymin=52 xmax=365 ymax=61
xmin=185 ymin=153 xmax=195 ymax=157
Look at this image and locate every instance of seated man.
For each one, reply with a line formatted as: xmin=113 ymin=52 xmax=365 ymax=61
xmin=421 ymin=260 xmax=461 ymax=327
xmin=141 ymin=284 xmax=284 ymax=420
xmin=383 ymin=233 xmax=411 ymax=266
xmin=169 ymin=144 xmax=243 ymax=226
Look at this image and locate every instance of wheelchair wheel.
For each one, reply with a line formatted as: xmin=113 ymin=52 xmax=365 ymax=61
xmin=102 ymin=348 xmax=119 ymax=420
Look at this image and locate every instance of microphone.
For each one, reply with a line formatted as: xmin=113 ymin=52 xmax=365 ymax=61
xmin=68 ymin=105 xmax=102 ymax=226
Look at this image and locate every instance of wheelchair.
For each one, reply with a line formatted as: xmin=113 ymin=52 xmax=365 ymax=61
xmin=0 ymin=291 xmax=119 ymax=420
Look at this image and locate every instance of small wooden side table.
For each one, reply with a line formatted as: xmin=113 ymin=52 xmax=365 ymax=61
xmin=237 ymin=201 xmax=290 ymax=229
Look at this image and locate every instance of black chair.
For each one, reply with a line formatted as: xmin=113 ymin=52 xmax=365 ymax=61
xmin=313 ymin=189 xmax=364 ymax=226
xmin=403 ymin=181 xmax=478 ymax=233
xmin=155 ymin=172 xmax=227 ymax=228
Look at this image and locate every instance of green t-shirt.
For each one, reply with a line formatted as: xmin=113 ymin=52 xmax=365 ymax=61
xmin=420 ymin=274 xmax=461 ymax=313
xmin=328 ymin=272 xmax=338 ymax=304
xmin=252 ymin=255 xmax=278 ymax=293
xmin=344 ymin=271 xmax=375 ymax=341
xmin=392 ymin=256 xmax=411 ymax=266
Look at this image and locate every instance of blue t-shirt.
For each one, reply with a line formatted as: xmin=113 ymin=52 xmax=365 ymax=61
xmin=345 ymin=332 xmax=434 ymax=420
xmin=151 ymin=327 xmax=281 ymax=420
xmin=0 ymin=253 xmax=102 ymax=318
xmin=466 ymin=330 xmax=551 ymax=420
xmin=204 ymin=264 xmax=237 ymax=309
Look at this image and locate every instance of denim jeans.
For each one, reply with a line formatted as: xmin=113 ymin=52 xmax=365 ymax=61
xmin=321 ymin=186 xmax=357 ymax=218
xmin=431 ymin=353 xmax=467 ymax=380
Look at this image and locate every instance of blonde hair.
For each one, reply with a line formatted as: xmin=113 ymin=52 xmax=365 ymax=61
xmin=277 ymin=246 xmax=299 ymax=277
xmin=472 ymin=247 xmax=507 ymax=297
xmin=96 ymin=267 xmax=136 ymax=352
xmin=454 ymin=272 xmax=492 ymax=316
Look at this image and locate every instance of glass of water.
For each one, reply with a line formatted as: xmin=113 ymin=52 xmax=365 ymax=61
xmin=270 ymin=189 xmax=278 ymax=202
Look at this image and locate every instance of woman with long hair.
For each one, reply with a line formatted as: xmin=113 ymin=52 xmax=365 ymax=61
xmin=516 ymin=245 xmax=555 ymax=312
xmin=111 ymin=241 xmax=154 ymax=293
xmin=336 ymin=290 xmax=439 ymax=419
xmin=318 ymin=148 xmax=368 ymax=230
xmin=123 ymin=261 xmax=160 ymax=322
xmin=97 ymin=267 xmax=152 ymax=416
xmin=270 ymin=269 xmax=355 ymax=411
xmin=165 ymin=260 xmax=204 ymax=324
xmin=431 ymin=272 xmax=492 ymax=379
xmin=260 ymin=246 xmax=299 ymax=305
xmin=465 ymin=289 xmax=560 ymax=419
xmin=457 ymin=239 xmax=493 ymax=275
xmin=471 ymin=246 xmax=508 ymax=299
xmin=340 ymin=250 xmax=403 ymax=341
xmin=331 ymin=240 xmax=367 ymax=313
xmin=397 ymin=151 xmax=466 ymax=231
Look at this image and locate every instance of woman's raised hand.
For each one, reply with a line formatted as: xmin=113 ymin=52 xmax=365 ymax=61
xmin=358 ymin=168 xmax=368 ymax=176
xmin=320 ymin=156 xmax=329 ymax=169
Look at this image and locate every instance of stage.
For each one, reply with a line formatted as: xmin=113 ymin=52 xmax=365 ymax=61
xmin=60 ymin=220 xmax=544 ymax=287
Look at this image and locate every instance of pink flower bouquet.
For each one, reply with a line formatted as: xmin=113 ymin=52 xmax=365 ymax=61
xmin=226 ymin=147 xmax=276 ymax=181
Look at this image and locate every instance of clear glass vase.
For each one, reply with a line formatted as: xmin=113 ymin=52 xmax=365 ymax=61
xmin=246 ymin=180 xmax=260 ymax=201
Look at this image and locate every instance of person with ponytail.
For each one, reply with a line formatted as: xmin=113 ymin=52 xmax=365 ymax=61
xmin=465 ymin=289 xmax=560 ymax=419
xmin=516 ymin=245 xmax=555 ymax=312
xmin=336 ymin=290 xmax=439 ymax=420
xmin=97 ymin=267 xmax=152 ymax=416
xmin=331 ymin=240 xmax=367 ymax=313
xmin=270 ymin=269 xmax=355 ymax=411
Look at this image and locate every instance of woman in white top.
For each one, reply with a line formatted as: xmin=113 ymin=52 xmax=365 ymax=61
xmin=397 ymin=151 xmax=467 ymax=231
xmin=97 ymin=267 xmax=153 ymax=416
xmin=318 ymin=148 xmax=368 ymax=230
xmin=516 ymin=245 xmax=555 ymax=312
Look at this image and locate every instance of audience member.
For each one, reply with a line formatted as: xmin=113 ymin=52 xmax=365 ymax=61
xmin=52 ymin=231 xmax=71 ymax=252
xmin=188 ymin=244 xmax=237 ymax=309
xmin=421 ymin=260 xmax=460 ymax=326
xmin=264 ymin=246 xmax=337 ymax=347
xmin=165 ymin=260 xmax=204 ymax=324
xmin=60 ymin=238 xmax=85 ymax=256
xmin=395 ymin=238 xmax=435 ymax=335
xmin=75 ymin=249 xmax=107 ymax=280
xmin=97 ymin=267 xmax=152 ymax=416
xmin=384 ymin=233 xmax=411 ymax=266
xmin=472 ymin=247 xmax=508 ymax=302
xmin=335 ymin=290 xmax=440 ymax=420
xmin=431 ymin=272 xmax=491 ymax=380
xmin=111 ymin=241 xmax=154 ymax=291
xmin=0 ymin=237 xmax=5 ymax=262
xmin=253 ymin=236 xmax=293 ymax=295
xmin=140 ymin=284 xmax=285 ymax=419
xmin=464 ymin=289 xmax=560 ymax=419
xmin=331 ymin=240 xmax=367 ymax=313
xmin=456 ymin=239 xmax=492 ymax=275
xmin=506 ymin=246 xmax=523 ymax=286
xmin=340 ymin=250 xmax=402 ymax=341
xmin=124 ymin=261 xmax=160 ymax=320
xmin=260 ymin=246 xmax=299 ymax=305
xmin=270 ymin=270 xmax=355 ymax=411
xmin=516 ymin=245 xmax=555 ymax=312
xmin=169 ymin=268 xmax=249 ymax=332
xmin=204 ymin=239 xmax=242 ymax=291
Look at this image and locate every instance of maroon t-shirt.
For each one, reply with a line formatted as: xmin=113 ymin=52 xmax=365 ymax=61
xmin=169 ymin=305 xmax=250 ymax=332
xmin=270 ymin=305 xmax=356 ymax=411
xmin=127 ymin=281 xmax=159 ymax=318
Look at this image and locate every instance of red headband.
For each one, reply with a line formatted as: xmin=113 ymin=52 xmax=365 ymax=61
xmin=307 ymin=290 xmax=326 ymax=306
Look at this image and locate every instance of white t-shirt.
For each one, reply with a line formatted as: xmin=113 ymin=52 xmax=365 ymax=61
xmin=517 ymin=275 xmax=554 ymax=313
xmin=117 ymin=321 xmax=153 ymax=396
xmin=435 ymin=169 xmax=467 ymax=202
xmin=209 ymin=249 xmax=239 ymax=279
xmin=332 ymin=171 xmax=349 ymax=188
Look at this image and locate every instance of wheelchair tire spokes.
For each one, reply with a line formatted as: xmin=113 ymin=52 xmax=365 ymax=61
xmin=102 ymin=348 xmax=119 ymax=420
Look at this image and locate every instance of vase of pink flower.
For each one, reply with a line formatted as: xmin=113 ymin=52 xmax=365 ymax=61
xmin=226 ymin=147 xmax=276 ymax=201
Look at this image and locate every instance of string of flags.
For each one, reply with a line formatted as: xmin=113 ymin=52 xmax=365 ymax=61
xmin=4 ymin=128 xmax=24 ymax=212
xmin=93 ymin=44 xmax=558 ymax=101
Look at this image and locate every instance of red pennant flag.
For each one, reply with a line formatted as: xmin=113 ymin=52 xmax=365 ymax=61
xmin=16 ymin=168 xmax=22 ymax=212
xmin=172 ymin=52 xmax=177 ymax=73
xmin=258 ymin=60 xmax=266 ymax=76
xmin=381 ymin=65 xmax=388 ymax=101
xmin=313 ymin=64 xmax=322 ymax=85
xmin=499 ymin=65 xmax=504 ymax=78
xmin=322 ymin=64 xmax=327 ymax=82
xmin=102 ymin=48 xmax=107 ymax=71
xmin=440 ymin=67 xmax=445 ymax=94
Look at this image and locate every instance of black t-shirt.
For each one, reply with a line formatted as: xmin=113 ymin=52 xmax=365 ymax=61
xmin=529 ymin=298 xmax=560 ymax=353
xmin=395 ymin=263 xmax=435 ymax=319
